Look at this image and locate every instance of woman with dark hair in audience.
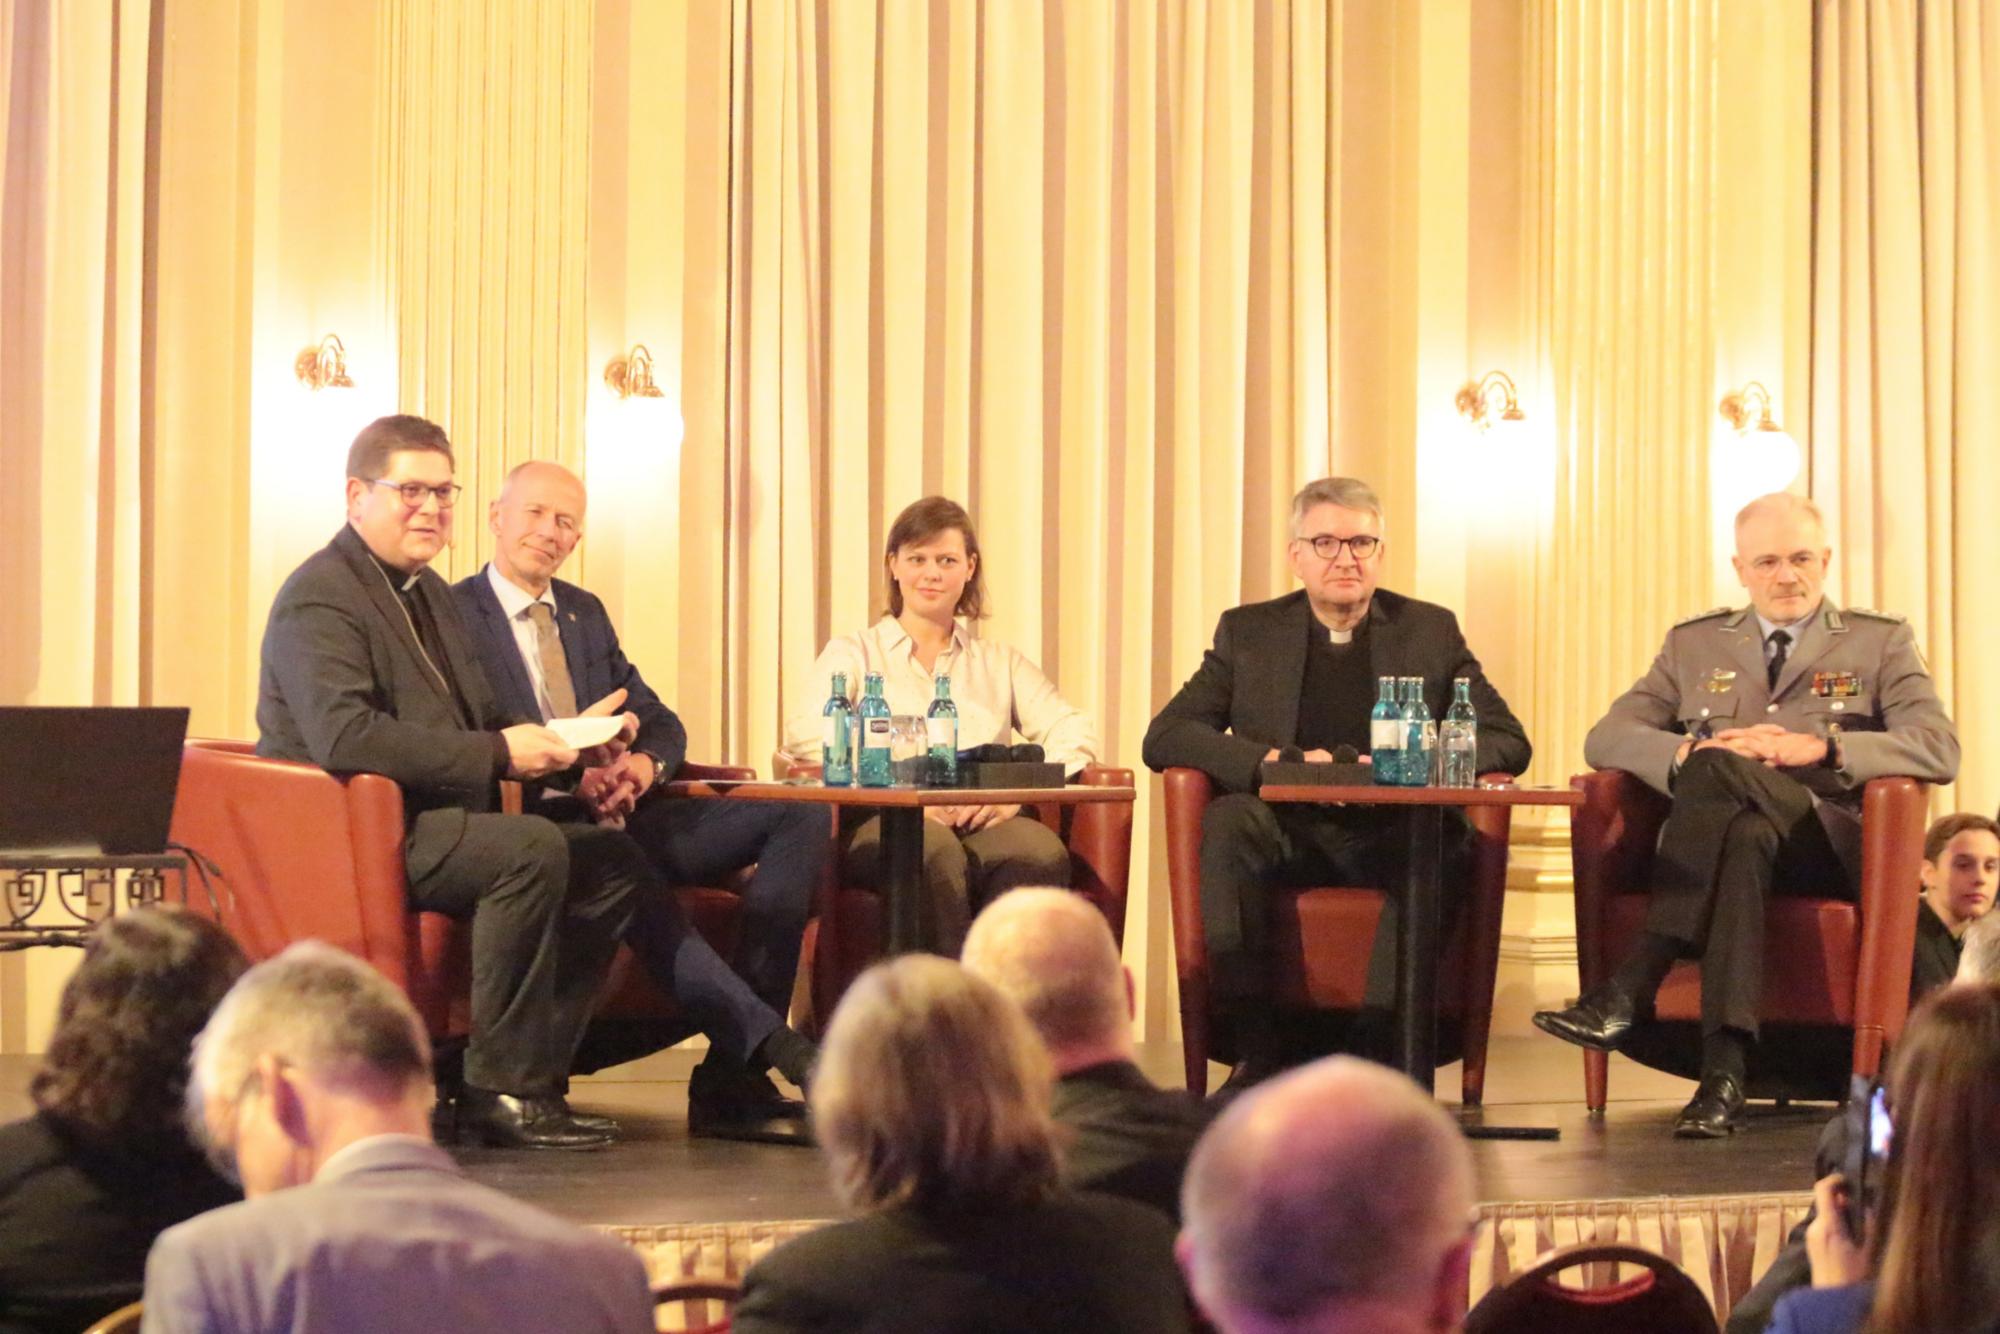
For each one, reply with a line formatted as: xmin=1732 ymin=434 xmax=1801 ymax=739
xmin=1911 ymin=812 xmax=2000 ymax=1001
xmin=783 ymin=496 xmax=1100 ymax=955
xmin=1767 ymin=982 xmax=2000 ymax=1333
xmin=0 ymin=907 xmax=248 ymax=1334
xmin=733 ymin=955 xmax=1187 ymax=1334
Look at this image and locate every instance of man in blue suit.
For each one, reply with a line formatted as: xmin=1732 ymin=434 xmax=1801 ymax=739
xmin=454 ymin=461 xmax=828 ymax=1140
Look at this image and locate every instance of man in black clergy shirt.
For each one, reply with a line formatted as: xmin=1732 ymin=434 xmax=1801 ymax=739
xmin=256 ymin=415 xmax=816 ymax=1149
xmin=1143 ymin=477 xmax=1532 ymax=1096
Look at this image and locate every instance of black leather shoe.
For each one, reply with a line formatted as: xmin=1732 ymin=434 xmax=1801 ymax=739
xmin=552 ymin=1095 xmax=621 ymax=1137
xmin=459 ymin=1087 xmax=614 ymax=1150
xmin=687 ymin=1061 xmax=813 ymax=1146
xmin=1532 ymin=986 xmax=1641 ymax=1053
xmin=1209 ymin=1052 xmax=1289 ymax=1106
xmin=1673 ymin=1072 xmax=1748 ymax=1139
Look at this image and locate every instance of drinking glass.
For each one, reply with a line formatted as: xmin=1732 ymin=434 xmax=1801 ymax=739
xmin=889 ymin=715 xmax=930 ymax=786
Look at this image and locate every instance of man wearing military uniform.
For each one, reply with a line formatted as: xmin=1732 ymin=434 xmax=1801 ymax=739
xmin=1534 ymin=492 xmax=1959 ymax=1137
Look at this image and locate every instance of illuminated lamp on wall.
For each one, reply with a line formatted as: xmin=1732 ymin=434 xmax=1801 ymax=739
xmin=603 ymin=344 xmax=667 ymax=400
xmin=599 ymin=343 xmax=685 ymax=461
xmin=295 ymin=335 xmax=355 ymax=390
xmin=1454 ymin=369 xmax=1527 ymax=443
xmin=1716 ymin=381 xmax=1802 ymax=496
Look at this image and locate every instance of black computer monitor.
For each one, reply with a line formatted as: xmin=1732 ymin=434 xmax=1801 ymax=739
xmin=0 ymin=707 xmax=190 ymax=856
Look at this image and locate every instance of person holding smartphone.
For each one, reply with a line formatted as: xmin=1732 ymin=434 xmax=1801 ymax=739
xmin=1762 ymin=981 xmax=2000 ymax=1333
xmin=1727 ymin=907 xmax=2000 ymax=1334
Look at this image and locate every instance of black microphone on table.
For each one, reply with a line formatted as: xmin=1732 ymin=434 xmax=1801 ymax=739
xmin=1331 ymin=744 xmax=1359 ymax=764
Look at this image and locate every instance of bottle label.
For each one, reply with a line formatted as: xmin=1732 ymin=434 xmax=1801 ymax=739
xmin=862 ymin=717 xmax=891 ymax=749
xmin=1371 ymin=719 xmax=1404 ymax=749
xmin=927 ymin=718 xmax=954 ymax=749
xmin=823 ymin=717 xmax=849 ymax=756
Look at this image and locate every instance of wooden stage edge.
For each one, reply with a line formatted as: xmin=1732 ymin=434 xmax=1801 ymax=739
xmin=0 ymin=1037 xmax=1828 ymax=1230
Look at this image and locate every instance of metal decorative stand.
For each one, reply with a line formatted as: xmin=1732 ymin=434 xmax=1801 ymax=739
xmin=0 ymin=853 xmax=189 ymax=951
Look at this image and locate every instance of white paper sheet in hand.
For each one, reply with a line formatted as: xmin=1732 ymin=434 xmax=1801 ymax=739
xmin=547 ymin=716 xmax=623 ymax=749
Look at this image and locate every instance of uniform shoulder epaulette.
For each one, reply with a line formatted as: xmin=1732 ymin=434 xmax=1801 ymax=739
xmin=1673 ymin=606 xmax=1732 ymax=628
xmin=1840 ymin=606 xmax=1906 ymax=623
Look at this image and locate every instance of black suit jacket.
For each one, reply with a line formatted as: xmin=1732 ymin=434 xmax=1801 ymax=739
xmin=451 ymin=566 xmax=688 ymax=780
xmin=257 ymin=526 xmax=520 ymax=878
xmin=0 ymin=1113 xmax=238 ymax=1334
xmin=733 ymin=1191 xmax=1189 ymax=1334
xmin=1051 ymin=1061 xmax=1209 ymax=1224
xmin=1142 ymin=588 xmax=1532 ymax=793
xmin=1911 ymin=899 xmax=1963 ymax=1003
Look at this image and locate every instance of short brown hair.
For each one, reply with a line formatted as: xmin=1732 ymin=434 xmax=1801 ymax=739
xmin=346 ymin=414 xmax=455 ymax=481
xmin=31 ymin=907 xmax=249 ymax=1150
xmin=883 ymin=496 xmax=985 ymax=620
xmin=1924 ymin=813 xmax=2000 ymax=865
xmin=812 ymin=955 xmax=1058 ymax=1215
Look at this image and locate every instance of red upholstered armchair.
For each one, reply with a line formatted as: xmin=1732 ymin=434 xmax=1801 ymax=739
xmin=1163 ymin=767 xmax=1514 ymax=1100
xmin=774 ymin=756 xmax=1136 ymax=1026
xmin=1568 ymin=768 xmax=1929 ymax=1109
xmin=167 ymin=739 xmax=808 ymax=1051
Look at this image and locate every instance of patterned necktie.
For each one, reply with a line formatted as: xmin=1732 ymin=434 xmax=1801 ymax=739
xmin=524 ymin=602 xmax=579 ymax=720
xmin=1766 ymin=628 xmax=1792 ymax=691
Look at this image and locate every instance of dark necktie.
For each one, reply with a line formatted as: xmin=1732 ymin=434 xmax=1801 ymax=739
xmin=1766 ymin=629 xmax=1792 ymax=691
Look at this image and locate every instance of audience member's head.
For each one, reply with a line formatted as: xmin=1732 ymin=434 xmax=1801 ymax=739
xmin=813 ymin=954 xmax=1059 ymax=1216
xmin=186 ymin=942 xmax=433 ymax=1198
xmin=1866 ymin=983 xmax=2000 ymax=1332
xmin=1958 ymin=911 xmax=2000 ymax=986
xmin=30 ymin=907 xmax=248 ymax=1153
xmin=1920 ymin=813 xmax=2000 ymax=936
xmin=961 ymin=888 xmax=1133 ymax=1074
xmin=1180 ymin=1057 xmax=1475 ymax=1334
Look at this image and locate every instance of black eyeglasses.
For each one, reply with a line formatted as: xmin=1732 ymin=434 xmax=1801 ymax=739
xmin=1298 ymin=534 xmax=1381 ymax=560
xmin=368 ymin=479 xmax=463 ymax=509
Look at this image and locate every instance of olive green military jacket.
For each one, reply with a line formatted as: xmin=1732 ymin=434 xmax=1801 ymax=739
xmin=1583 ymin=600 xmax=1959 ymax=807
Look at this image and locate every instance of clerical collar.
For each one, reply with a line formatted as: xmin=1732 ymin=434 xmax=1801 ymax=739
xmin=367 ymin=550 xmax=423 ymax=594
xmin=1327 ymin=627 xmax=1354 ymax=645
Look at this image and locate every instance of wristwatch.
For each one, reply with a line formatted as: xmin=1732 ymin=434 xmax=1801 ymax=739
xmin=640 ymin=750 xmax=670 ymax=791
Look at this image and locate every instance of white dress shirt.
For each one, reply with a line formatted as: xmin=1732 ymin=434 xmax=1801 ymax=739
xmin=485 ymin=562 xmax=564 ymax=722
xmin=783 ymin=616 xmax=1100 ymax=776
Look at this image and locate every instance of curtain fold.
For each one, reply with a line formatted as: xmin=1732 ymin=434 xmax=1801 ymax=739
xmin=1811 ymin=0 xmax=1999 ymax=809
xmin=687 ymin=0 xmax=1358 ymax=1033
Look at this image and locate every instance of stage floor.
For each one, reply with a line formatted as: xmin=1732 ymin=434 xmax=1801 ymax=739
xmin=0 ymin=1036 xmax=1826 ymax=1228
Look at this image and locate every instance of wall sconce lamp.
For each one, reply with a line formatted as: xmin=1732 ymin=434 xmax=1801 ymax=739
xmin=295 ymin=335 xmax=354 ymax=391
xmin=603 ymin=344 xmax=667 ymax=399
xmin=1716 ymin=381 xmax=1802 ymax=493
xmin=1454 ymin=370 xmax=1526 ymax=432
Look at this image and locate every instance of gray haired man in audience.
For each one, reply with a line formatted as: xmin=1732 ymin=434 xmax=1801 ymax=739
xmin=1179 ymin=1056 xmax=1475 ymax=1334
xmin=141 ymin=943 xmax=653 ymax=1334
xmin=962 ymin=888 xmax=1209 ymax=1220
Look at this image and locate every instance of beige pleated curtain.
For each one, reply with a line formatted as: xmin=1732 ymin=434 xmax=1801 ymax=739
xmin=5 ymin=0 xmax=1994 ymax=1051
xmin=670 ymin=0 xmax=1397 ymax=1018
xmin=1811 ymin=0 xmax=1999 ymax=810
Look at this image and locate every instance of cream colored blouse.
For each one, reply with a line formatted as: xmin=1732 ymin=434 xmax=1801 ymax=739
xmin=783 ymin=616 xmax=1099 ymax=776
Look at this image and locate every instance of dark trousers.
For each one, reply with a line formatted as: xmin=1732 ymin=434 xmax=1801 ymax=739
xmin=842 ymin=812 xmax=1072 ymax=955
xmin=406 ymin=811 xmax=784 ymax=1095
xmin=1645 ymin=749 xmax=1854 ymax=1037
xmin=622 ymin=795 xmax=827 ymax=1014
xmin=1198 ymin=793 xmax=1474 ymax=1024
